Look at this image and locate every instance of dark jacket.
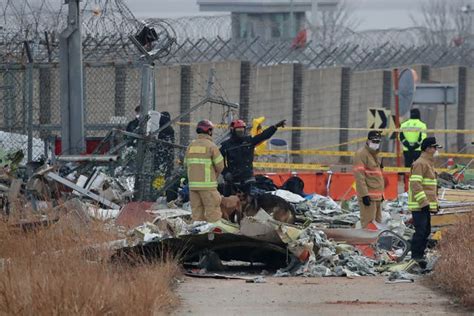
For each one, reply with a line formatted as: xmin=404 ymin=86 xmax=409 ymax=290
xmin=155 ymin=113 xmax=175 ymax=177
xmin=220 ymin=126 xmax=277 ymax=183
xmin=125 ymin=117 xmax=140 ymax=146
xmin=126 ymin=117 xmax=139 ymax=134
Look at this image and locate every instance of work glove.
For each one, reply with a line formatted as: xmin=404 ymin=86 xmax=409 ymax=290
xmin=362 ymin=196 xmax=371 ymax=206
xmin=274 ymin=120 xmax=286 ymax=128
xmin=421 ymin=205 xmax=430 ymax=213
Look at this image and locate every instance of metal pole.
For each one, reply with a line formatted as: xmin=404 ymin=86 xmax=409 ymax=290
xmin=27 ymin=63 xmax=33 ymax=162
xmin=393 ymin=68 xmax=401 ymax=167
xmin=60 ymin=0 xmax=85 ymax=155
xmin=24 ymin=41 xmax=34 ymax=162
xmin=290 ymin=0 xmax=295 ymax=38
xmin=444 ymin=103 xmax=448 ymax=151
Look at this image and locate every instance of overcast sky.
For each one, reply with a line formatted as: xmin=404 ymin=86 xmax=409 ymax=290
xmin=126 ymin=0 xmax=427 ymax=30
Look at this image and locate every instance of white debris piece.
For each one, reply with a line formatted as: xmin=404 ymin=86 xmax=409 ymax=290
xmin=271 ymin=189 xmax=305 ymax=203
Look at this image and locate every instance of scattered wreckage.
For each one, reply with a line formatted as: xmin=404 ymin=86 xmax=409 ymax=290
xmin=1 ymin=147 xmax=473 ymax=281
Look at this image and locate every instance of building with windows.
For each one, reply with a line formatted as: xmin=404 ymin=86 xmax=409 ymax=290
xmin=197 ymin=0 xmax=312 ymax=40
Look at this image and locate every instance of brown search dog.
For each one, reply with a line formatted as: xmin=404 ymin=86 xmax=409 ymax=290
xmin=220 ymin=195 xmax=243 ymax=223
xmin=239 ymin=193 xmax=296 ymax=224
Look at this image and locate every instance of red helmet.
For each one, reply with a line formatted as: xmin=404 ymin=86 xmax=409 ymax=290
xmin=230 ymin=119 xmax=246 ymax=129
xmin=196 ymin=120 xmax=214 ymax=133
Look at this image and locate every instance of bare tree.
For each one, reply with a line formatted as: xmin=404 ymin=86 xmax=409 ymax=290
xmin=412 ymin=0 xmax=473 ymax=46
xmin=308 ymin=0 xmax=361 ymax=48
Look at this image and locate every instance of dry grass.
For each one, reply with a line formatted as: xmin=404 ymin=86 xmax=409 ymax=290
xmin=432 ymin=211 xmax=474 ymax=309
xmin=0 ymin=211 xmax=180 ymax=315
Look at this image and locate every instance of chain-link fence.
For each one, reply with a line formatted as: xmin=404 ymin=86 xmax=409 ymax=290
xmin=0 ymin=62 xmax=146 ymax=162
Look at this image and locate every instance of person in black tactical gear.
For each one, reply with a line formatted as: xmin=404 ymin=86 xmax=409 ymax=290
xmin=125 ymin=106 xmax=141 ymax=146
xmin=126 ymin=106 xmax=141 ymax=134
xmin=154 ymin=111 xmax=176 ymax=202
xmin=220 ymin=118 xmax=286 ymax=196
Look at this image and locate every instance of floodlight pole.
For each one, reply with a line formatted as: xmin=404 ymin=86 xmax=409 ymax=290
xmin=393 ymin=68 xmax=401 ymax=167
xmin=60 ymin=0 xmax=85 ymax=154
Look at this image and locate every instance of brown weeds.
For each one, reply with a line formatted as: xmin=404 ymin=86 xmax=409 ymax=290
xmin=0 ymin=211 xmax=180 ymax=315
xmin=432 ymin=211 xmax=474 ymax=308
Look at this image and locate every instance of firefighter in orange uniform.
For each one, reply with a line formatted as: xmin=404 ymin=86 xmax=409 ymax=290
xmin=184 ymin=120 xmax=225 ymax=222
xmin=353 ymin=131 xmax=385 ymax=228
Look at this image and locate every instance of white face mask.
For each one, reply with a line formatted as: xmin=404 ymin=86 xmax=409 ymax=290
xmin=433 ymin=150 xmax=440 ymax=157
xmin=368 ymin=142 xmax=380 ymax=150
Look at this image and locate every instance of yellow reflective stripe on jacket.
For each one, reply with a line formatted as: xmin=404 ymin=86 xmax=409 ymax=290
xmin=409 ymin=175 xmax=423 ymax=182
xmin=422 ymin=179 xmax=437 ymax=185
xmin=189 ymin=181 xmax=217 ymax=188
xmin=408 ymin=202 xmax=419 ymax=209
xmin=213 ymin=154 xmax=224 ymax=165
xmin=414 ymin=191 xmax=427 ymax=202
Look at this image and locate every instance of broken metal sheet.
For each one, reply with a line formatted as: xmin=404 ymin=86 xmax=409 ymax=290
xmin=184 ymin=271 xmax=266 ymax=283
xmin=149 ymin=208 xmax=192 ymax=221
xmin=239 ymin=210 xmax=282 ymax=243
xmin=87 ymin=205 xmax=120 ymax=221
xmin=56 ymin=155 xmax=119 ymax=162
xmin=385 ymin=271 xmax=417 ymax=284
xmin=45 ymin=172 xmax=120 ymax=209
xmin=321 ymin=228 xmax=380 ymax=244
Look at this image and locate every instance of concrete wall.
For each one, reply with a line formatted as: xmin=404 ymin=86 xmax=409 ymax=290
xmin=249 ymin=64 xmax=295 ymax=149
xmin=348 ymin=70 xmax=386 ymax=152
xmin=301 ymin=67 xmax=342 ymax=163
xmin=430 ymin=66 xmax=460 ymax=152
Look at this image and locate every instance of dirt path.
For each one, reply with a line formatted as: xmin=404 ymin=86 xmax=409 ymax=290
xmin=173 ymin=276 xmax=465 ymax=315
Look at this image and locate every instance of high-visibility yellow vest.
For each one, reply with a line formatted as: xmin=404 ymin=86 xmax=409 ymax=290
xmin=400 ymin=119 xmax=427 ymax=152
xmin=251 ymin=116 xmax=267 ymax=155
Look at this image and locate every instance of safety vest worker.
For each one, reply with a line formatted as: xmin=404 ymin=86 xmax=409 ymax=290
xmin=408 ymin=137 xmax=441 ymax=266
xmin=184 ymin=120 xmax=225 ymax=222
xmin=400 ymin=108 xmax=427 ymax=167
xmin=353 ymin=130 xmax=385 ymax=228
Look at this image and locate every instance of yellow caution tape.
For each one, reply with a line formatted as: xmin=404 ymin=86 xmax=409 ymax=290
xmin=258 ymin=149 xmax=474 ymax=159
xmin=178 ymin=122 xmax=474 ymax=134
xmin=254 ymin=161 xmax=329 ymax=171
xmin=255 ymin=162 xmax=451 ymax=173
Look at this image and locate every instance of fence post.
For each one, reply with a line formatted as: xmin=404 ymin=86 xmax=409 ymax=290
xmin=339 ymin=67 xmax=351 ymax=163
xmin=180 ymin=65 xmax=192 ymax=146
xmin=59 ymin=0 xmax=85 ymax=154
xmin=239 ymin=61 xmax=251 ymax=122
xmin=457 ymin=67 xmax=467 ymax=151
xmin=27 ymin=64 xmax=33 ymax=162
xmin=382 ymin=70 xmax=392 ymax=153
xmin=291 ymin=63 xmax=303 ymax=163
xmin=134 ymin=64 xmax=154 ymax=201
